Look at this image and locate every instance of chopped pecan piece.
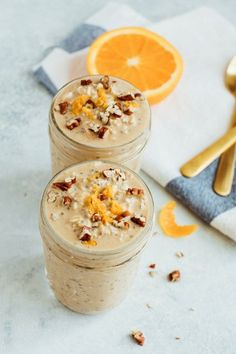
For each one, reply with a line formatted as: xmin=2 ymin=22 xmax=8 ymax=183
xmin=113 ymin=220 xmax=130 ymax=229
xmin=86 ymin=98 xmax=96 ymax=109
xmin=131 ymin=216 xmax=146 ymax=227
xmin=168 ymin=270 xmax=180 ymax=282
xmin=102 ymin=168 xmax=114 ymax=179
xmin=66 ymin=118 xmax=81 ymax=130
xmin=98 ymin=126 xmax=108 ymax=139
xmin=102 ymin=168 xmax=126 ymax=181
xmin=149 ymin=263 xmax=156 ymax=269
xmin=127 ymin=188 xmax=144 ymax=196
xmin=124 ymin=221 xmax=130 ymax=229
xmin=131 ymin=331 xmax=145 ymax=346
xmin=114 ymin=168 xmax=126 ymax=181
xmin=88 ymin=123 xmax=100 ymax=133
xmin=118 ymin=94 xmax=134 ymax=101
xmin=47 ymin=190 xmax=58 ymax=203
xmin=59 ymin=101 xmax=69 ymax=114
xmin=91 ymin=213 xmax=102 ymax=222
xmin=98 ymin=193 xmax=108 ymax=201
xmin=110 ymin=112 xmax=122 ymax=118
xmin=123 ymin=109 xmax=133 ymax=116
xmin=78 ymin=226 xmax=92 ymax=241
xmin=81 ymin=79 xmax=92 ymax=86
xmin=99 ymin=111 xmax=110 ymax=125
xmin=63 ymin=196 xmax=72 ymax=206
xmin=80 ymin=233 xmax=92 ymax=242
xmin=100 ymin=75 xmax=110 ymax=89
xmin=52 ymin=177 xmax=76 ymax=191
xmin=115 ymin=210 xmax=131 ymax=222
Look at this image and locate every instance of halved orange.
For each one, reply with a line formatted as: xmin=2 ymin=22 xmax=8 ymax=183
xmin=86 ymin=27 xmax=183 ymax=105
xmin=159 ymin=201 xmax=198 ymax=237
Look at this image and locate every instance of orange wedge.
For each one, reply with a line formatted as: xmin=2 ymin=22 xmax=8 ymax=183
xmin=159 ymin=201 xmax=198 ymax=238
xmin=86 ymin=27 xmax=183 ymax=105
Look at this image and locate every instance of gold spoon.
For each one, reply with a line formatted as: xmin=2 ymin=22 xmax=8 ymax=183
xmin=180 ymin=126 xmax=236 ymax=177
xmin=213 ymin=56 xmax=236 ymax=196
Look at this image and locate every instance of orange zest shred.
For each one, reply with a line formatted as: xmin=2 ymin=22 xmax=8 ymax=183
xmin=84 ymin=184 xmax=123 ymax=224
xmin=110 ymin=201 xmax=123 ymax=215
xmin=159 ymin=201 xmax=198 ymax=237
xmin=87 ymin=172 xmax=101 ymax=183
xmin=84 ymin=194 xmax=112 ymax=224
xmin=95 ymin=88 xmax=108 ymax=108
xmin=101 ymin=186 xmax=113 ymax=199
xmin=83 ymin=239 xmax=97 ymax=247
xmin=71 ymin=95 xmax=89 ymax=115
xmin=81 ymin=106 xmax=96 ymax=120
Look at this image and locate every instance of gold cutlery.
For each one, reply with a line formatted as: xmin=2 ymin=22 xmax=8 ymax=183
xmin=213 ymin=56 xmax=236 ymax=196
xmin=180 ymin=126 xmax=236 ymax=178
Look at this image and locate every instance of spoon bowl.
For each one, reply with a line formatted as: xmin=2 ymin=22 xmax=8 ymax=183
xmin=225 ymin=56 xmax=236 ymax=95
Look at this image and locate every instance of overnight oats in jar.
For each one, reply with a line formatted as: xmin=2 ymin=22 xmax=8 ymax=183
xmin=39 ymin=160 xmax=154 ymax=314
xmin=49 ymin=75 xmax=151 ymax=175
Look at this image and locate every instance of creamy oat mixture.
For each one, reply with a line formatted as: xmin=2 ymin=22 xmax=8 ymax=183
xmin=52 ymin=75 xmax=150 ymax=148
xmin=44 ymin=161 xmax=150 ymax=250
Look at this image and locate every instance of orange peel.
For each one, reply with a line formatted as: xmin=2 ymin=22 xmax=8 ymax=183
xmin=159 ymin=201 xmax=198 ymax=237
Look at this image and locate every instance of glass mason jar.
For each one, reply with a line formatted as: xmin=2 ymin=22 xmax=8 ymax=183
xmin=49 ymin=76 xmax=151 ymax=175
xmin=39 ymin=161 xmax=154 ymax=314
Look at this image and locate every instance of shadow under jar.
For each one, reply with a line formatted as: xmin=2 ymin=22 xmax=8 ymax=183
xmin=39 ymin=160 xmax=154 ymax=314
xmin=49 ymin=75 xmax=151 ymax=175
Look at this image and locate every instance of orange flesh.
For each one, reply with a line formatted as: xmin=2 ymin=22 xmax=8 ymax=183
xmin=87 ymin=27 xmax=183 ymax=104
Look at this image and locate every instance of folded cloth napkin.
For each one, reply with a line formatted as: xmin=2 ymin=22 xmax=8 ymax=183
xmin=33 ymin=3 xmax=236 ymax=241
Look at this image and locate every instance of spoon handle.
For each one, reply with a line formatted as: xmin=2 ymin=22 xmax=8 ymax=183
xmin=180 ymin=126 xmax=236 ymax=177
xmin=213 ymin=108 xmax=236 ymax=196
xmin=213 ymin=145 xmax=236 ymax=195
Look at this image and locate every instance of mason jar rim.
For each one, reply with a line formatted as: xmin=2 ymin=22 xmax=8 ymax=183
xmin=40 ymin=159 xmax=154 ymax=258
xmin=50 ymin=74 xmax=152 ymax=152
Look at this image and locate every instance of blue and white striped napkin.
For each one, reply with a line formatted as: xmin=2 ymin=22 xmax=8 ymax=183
xmin=33 ymin=3 xmax=236 ymax=241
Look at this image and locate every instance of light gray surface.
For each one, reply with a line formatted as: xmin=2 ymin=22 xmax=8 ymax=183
xmin=1 ymin=1 xmax=236 ymax=353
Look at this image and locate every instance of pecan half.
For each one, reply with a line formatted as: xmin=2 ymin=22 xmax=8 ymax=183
xmin=168 ymin=270 xmax=180 ymax=282
xmin=81 ymin=79 xmax=92 ymax=86
xmin=66 ymin=118 xmax=81 ymax=130
xmin=127 ymin=188 xmax=144 ymax=196
xmin=131 ymin=331 xmax=145 ymax=346
xmin=118 ymin=94 xmax=134 ymax=101
xmin=100 ymin=75 xmax=110 ymax=89
xmin=63 ymin=196 xmax=72 ymax=206
xmin=52 ymin=177 xmax=76 ymax=191
xmin=98 ymin=126 xmax=108 ymax=139
xmin=59 ymin=101 xmax=68 ymax=114
xmin=131 ymin=216 xmax=146 ymax=227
